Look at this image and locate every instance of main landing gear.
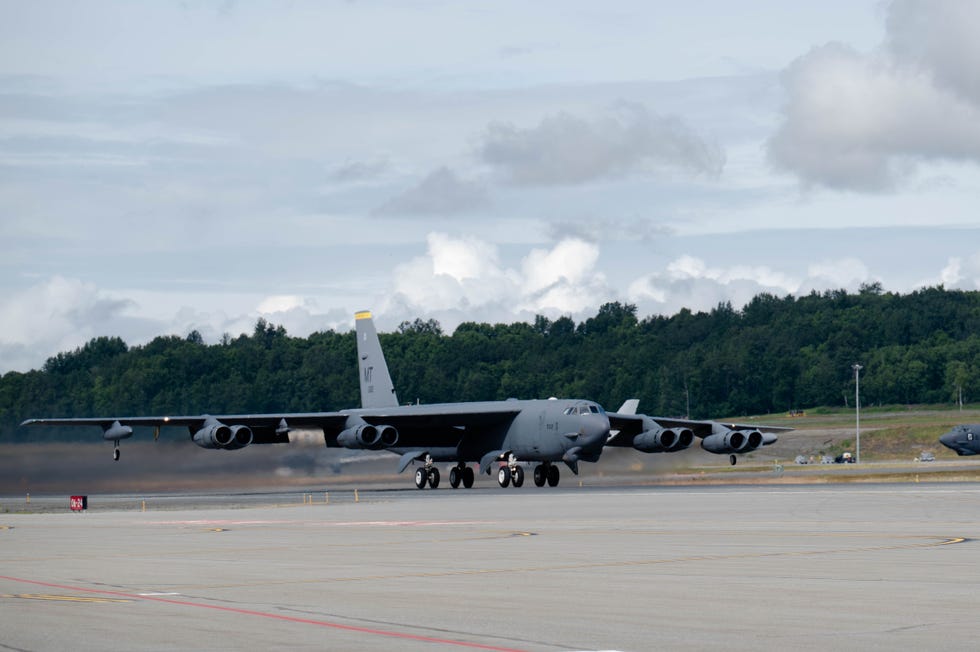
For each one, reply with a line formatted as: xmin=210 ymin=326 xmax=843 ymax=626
xmin=497 ymin=456 xmax=560 ymax=488
xmin=414 ymin=458 xmax=476 ymax=489
xmin=414 ymin=454 xmax=439 ymax=489
xmin=532 ymin=462 xmax=560 ymax=487
xmin=448 ymin=462 xmax=475 ymax=489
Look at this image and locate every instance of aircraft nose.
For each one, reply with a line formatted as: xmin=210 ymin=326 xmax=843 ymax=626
xmin=580 ymin=413 xmax=610 ymax=449
xmin=939 ymin=429 xmax=957 ymax=449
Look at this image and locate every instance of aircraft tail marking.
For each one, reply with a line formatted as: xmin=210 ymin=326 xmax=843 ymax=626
xmin=355 ymin=310 xmax=399 ymax=409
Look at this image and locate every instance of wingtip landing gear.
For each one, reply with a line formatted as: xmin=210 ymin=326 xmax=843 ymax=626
xmin=113 ymin=445 xmax=121 ymax=461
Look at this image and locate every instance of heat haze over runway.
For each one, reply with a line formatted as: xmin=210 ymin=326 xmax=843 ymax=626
xmin=2 ymin=484 xmax=978 ymax=651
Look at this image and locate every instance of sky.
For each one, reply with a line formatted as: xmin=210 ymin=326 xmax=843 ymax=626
xmin=2 ymin=0 xmax=980 ymax=374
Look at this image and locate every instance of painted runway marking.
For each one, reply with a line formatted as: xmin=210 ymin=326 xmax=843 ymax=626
xmin=2 ymin=593 xmax=130 ymax=603
xmin=183 ymin=534 xmax=970 ymax=591
xmin=148 ymin=519 xmax=489 ymax=527
xmin=0 ymin=575 xmax=528 ymax=652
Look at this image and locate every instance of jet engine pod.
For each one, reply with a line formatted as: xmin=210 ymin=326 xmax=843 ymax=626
xmin=375 ymin=424 xmax=399 ymax=448
xmin=633 ymin=426 xmax=695 ymax=453
xmin=701 ymin=429 xmax=763 ymax=454
xmin=224 ymin=424 xmax=253 ymax=450
xmin=337 ymin=424 xmax=382 ymax=450
xmin=193 ymin=421 xmax=234 ymax=449
xmin=633 ymin=428 xmax=677 ymax=453
xmin=742 ymin=429 xmax=763 ymax=451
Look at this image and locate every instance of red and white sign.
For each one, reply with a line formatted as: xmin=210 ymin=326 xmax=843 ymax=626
xmin=70 ymin=495 xmax=87 ymax=511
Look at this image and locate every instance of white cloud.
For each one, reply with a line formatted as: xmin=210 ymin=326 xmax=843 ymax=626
xmin=927 ymin=253 xmax=980 ymax=290
xmin=387 ymin=233 xmax=610 ymax=320
xmin=479 ymin=103 xmax=724 ymax=186
xmin=886 ymin=0 xmax=980 ymax=106
xmin=804 ymin=257 xmax=872 ymax=289
xmin=374 ymin=167 xmax=489 ymax=216
xmin=939 ymin=257 xmax=963 ymax=286
xmin=769 ymin=2 xmax=980 ymax=191
xmin=628 ymin=255 xmax=802 ymax=315
xmin=0 ymin=277 xmax=137 ymax=373
xmin=256 ymin=295 xmax=307 ymax=314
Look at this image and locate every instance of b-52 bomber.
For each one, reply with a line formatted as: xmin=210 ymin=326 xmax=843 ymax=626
xmin=23 ymin=311 xmax=790 ymax=489
xmin=939 ymin=424 xmax=980 ymax=456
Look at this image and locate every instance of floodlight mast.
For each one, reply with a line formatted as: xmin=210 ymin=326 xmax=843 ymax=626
xmin=853 ymin=363 xmax=863 ymax=464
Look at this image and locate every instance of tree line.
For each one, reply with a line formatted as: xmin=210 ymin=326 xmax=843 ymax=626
xmin=2 ymin=284 xmax=979 ymax=441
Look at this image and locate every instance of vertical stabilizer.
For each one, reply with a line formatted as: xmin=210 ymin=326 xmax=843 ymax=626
xmin=354 ymin=311 xmax=399 ymax=408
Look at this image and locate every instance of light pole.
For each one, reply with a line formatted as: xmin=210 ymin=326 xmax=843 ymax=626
xmin=853 ymin=363 xmax=863 ymax=464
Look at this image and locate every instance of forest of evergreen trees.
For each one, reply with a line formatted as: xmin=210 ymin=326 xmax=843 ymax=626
xmin=2 ymin=284 xmax=979 ymax=441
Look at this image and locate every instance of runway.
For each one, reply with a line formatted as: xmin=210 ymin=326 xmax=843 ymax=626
xmin=2 ymin=484 xmax=979 ymax=651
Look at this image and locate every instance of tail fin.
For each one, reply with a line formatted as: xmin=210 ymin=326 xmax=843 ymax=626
xmin=354 ymin=310 xmax=399 ymax=408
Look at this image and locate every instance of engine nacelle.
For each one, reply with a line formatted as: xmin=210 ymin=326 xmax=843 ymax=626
xmin=193 ymin=421 xmax=234 ymax=449
xmin=701 ymin=429 xmax=764 ymax=454
xmin=337 ymin=424 xmax=382 ymax=450
xmin=376 ymin=424 xmax=399 ymax=448
xmin=633 ymin=427 xmax=694 ymax=453
xmin=224 ymin=424 xmax=253 ymax=450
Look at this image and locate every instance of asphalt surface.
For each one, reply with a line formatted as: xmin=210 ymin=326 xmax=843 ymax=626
xmin=2 ymin=483 xmax=979 ymax=651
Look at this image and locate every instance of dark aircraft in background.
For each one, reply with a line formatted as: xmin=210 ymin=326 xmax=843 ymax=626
xmin=939 ymin=424 xmax=980 ymax=456
xmin=23 ymin=311 xmax=789 ymax=489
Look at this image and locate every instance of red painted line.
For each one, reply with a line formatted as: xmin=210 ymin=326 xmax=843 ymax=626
xmin=0 ymin=575 xmax=525 ymax=652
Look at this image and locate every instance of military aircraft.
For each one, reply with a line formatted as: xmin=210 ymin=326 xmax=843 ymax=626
xmin=939 ymin=424 xmax=980 ymax=456
xmin=22 ymin=311 xmax=789 ymax=488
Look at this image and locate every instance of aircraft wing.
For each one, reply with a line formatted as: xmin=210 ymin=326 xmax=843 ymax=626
xmin=606 ymin=413 xmax=790 ymax=445
xmin=21 ymin=402 xmax=524 ymax=447
xmin=21 ymin=413 xmax=349 ymax=444
xmin=605 ymin=413 xmax=709 ymax=446
xmin=605 ymin=409 xmax=791 ymax=460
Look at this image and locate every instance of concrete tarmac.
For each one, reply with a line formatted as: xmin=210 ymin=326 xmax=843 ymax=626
xmin=2 ymin=483 xmax=978 ymax=651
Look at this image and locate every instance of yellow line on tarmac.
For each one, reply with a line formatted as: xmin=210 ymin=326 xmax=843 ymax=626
xmin=4 ymin=593 xmax=131 ymax=603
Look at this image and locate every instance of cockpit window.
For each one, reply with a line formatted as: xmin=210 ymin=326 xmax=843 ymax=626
xmin=565 ymin=403 xmax=603 ymax=415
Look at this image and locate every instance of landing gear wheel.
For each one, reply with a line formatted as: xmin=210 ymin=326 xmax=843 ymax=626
xmin=462 ymin=466 xmax=475 ymax=488
xmin=730 ymin=454 xmax=737 ymax=466
xmin=415 ymin=467 xmax=429 ymax=489
xmin=533 ymin=465 xmax=546 ymax=487
xmin=428 ymin=467 xmax=440 ymax=489
xmin=547 ymin=465 xmax=560 ymax=487
xmin=511 ymin=466 xmax=525 ymax=488
xmin=113 ymin=448 xmax=120 ymax=461
xmin=497 ymin=466 xmax=511 ymax=488
xmin=449 ymin=467 xmax=461 ymax=489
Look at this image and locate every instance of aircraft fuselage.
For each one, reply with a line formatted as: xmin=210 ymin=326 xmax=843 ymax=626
xmin=342 ymin=398 xmax=610 ymax=465
xmin=939 ymin=424 xmax=980 ymax=456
